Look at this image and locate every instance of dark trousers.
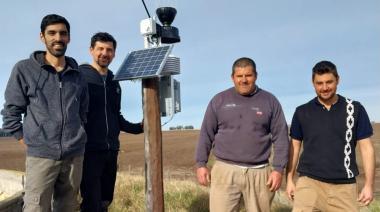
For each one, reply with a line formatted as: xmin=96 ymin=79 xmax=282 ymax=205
xmin=80 ymin=150 xmax=118 ymax=212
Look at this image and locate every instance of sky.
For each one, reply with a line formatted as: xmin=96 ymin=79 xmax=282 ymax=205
xmin=0 ymin=0 xmax=379 ymax=130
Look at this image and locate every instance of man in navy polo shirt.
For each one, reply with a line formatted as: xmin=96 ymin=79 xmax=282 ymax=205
xmin=286 ymin=61 xmax=375 ymax=211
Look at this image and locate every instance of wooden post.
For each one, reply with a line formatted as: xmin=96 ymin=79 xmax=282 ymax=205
xmin=142 ymin=77 xmax=164 ymax=212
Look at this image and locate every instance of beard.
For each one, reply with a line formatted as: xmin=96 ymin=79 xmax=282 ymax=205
xmin=317 ymin=90 xmax=336 ymax=102
xmin=96 ymin=57 xmax=112 ymax=68
xmin=46 ymin=41 xmax=67 ymax=57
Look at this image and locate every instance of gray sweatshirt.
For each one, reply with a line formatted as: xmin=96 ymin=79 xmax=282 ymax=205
xmin=195 ymin=87 xmax=289 ymax=172
xmin=1 ymin=51 xmax=89 ymax=160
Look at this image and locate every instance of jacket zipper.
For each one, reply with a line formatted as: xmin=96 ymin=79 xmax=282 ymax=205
xmin=59 ymin=79 xmax=64 ymax=159
xmin=104 ymin=79 xmax=110 ymax=149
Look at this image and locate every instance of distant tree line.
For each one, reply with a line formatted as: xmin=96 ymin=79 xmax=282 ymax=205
xmin=0 ymin=128 xmax=11 ymax=137
xmin=169 ymin=125 xmax=194 ymax=130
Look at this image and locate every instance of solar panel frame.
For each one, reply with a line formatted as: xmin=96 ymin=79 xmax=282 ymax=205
xmin=114 ymin=45 xmax=173 ymax=81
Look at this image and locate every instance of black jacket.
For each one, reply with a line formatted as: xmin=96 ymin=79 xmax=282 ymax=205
xmin=79 ymin=64 xmax=143 ymax=151
xmin=1 ymin=51 xmax=89 ymax=160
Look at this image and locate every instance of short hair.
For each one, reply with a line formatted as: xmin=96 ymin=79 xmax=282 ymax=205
xmin=232 ymin=57 xmax=257 ymax=76
xmin=40 ymin=14 xmax=70 ymax=34
xmin=312 ymin=61 xmax=339 ymax=80
xmin=90 ymin=32 xmax=117 ymax=49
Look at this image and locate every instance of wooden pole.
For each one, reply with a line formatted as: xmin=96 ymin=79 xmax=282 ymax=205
xmin=142 ymin=77 xmax=164 ymax=212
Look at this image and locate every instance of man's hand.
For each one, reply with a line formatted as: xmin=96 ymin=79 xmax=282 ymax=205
xmin=18 ymin=138 xmax=26 ymax=148
xmin=196 ymin=167 xmax=210 ymax=186
xmin=358 ymin=185 xmax=374 ymax=206
xmin=266 ymin=170 xmax=282 ymax=191
xmin=286 ymin=179 xmax=296 ymax=201
xmin=286 ymin=139 xmax=302 ymax=200
xmin=357 ymin=138 xmax=375 ymax=206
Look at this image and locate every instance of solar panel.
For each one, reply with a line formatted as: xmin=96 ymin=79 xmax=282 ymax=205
xmin=114 ymin=45 xmax=173 ymax=80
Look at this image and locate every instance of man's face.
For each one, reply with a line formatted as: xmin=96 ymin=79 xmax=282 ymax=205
xmin=231 ymin=66 xmax=257 ymax=95
xmin=90 ymin=41 xmax=115 ymax=68
xmin=40 ymin=23 xmax=70 ymax=57
xmin=313 ymin=73 xmax=339 ymax=102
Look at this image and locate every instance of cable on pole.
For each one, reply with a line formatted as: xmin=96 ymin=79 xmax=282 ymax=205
xmin=141 ymin=0 xmax=151 ymax=18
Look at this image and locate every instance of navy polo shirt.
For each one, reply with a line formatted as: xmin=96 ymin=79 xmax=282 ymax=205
xmin=290 ymin=95 xmax=373 ymax=184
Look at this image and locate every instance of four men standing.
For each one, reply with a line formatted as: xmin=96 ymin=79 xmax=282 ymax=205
xmin=0 ymin=13 xmax=377 ymax=212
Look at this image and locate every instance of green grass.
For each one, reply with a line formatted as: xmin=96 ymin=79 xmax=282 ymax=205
xmin=368 ymin=198 xmax=380 ymax=212
xmin=109 ymin=172 xmax=293 ymax=212
xmin=109 ymin=173 xmax=209 ymax=212
xmin=109 ymin=172 xmax=378 ymax=212
xmin=109 ymin=174 xmax=145 ymax=211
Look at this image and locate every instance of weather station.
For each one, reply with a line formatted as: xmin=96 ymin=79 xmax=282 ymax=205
xmin=113 ymin=1 xmax=181 ymax=211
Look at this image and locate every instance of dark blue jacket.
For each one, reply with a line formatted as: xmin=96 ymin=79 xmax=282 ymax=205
xmin=1 ymin=51 xmax=89 ymax=160
xmin=79 ymin=64 xmax=143 ymax=151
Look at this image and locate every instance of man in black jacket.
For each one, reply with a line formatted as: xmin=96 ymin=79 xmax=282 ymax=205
xmin=79 ymin=32 xmax=143 ymax=212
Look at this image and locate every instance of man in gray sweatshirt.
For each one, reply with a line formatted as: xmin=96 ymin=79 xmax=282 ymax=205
xmin=195 ymin=57 xmax=289 ymax=212
xmin=1 ymin=14 xmax=88 ymax=212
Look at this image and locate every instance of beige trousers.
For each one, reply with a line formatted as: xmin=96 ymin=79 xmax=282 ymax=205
xmin=293 ymin=176 xmax=359 ymax=212
xmin=210 ymin=160 xmax=274 ymax=212
xmin=23 ymin=156 xmax=83 ymax=212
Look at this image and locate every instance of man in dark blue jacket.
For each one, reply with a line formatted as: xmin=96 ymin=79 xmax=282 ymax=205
xmin=1 ymin=14 xmax=88 ymax=212
xmin=79 ymin=32 xmax=143 ymax=212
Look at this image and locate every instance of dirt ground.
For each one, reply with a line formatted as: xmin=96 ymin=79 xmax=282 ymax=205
xmin=0 ymin=130 xmax=199 ymax=176
xmin=0 ymin=124 xmax=379 ymax=196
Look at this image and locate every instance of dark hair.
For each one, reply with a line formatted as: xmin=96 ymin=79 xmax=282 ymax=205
xmin=232 ymin=57 xmax=257 ymax=76
xmin=40 ymin=14 xmax=70 ymax=34
xmin=90 ymin=32 xmax=117 ymax=49
xmin=312 ymin=60 xmax=339 ymax=80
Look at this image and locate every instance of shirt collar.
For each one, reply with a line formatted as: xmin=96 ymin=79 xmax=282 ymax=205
xmin=313 ymin=94 xmax=341 ymax=107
